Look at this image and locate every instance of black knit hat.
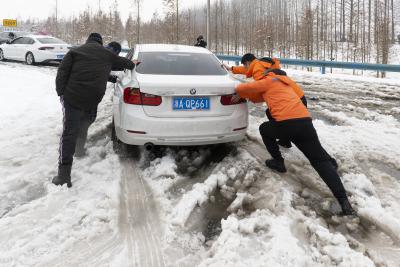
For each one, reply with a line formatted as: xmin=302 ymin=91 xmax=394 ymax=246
xmin=87 ymin=33 xmax=103 ymax=45
xmin=106 ymin=41 xmax=122 ymax=55
xmin=241 ymin=53 xmax=256 ymax=65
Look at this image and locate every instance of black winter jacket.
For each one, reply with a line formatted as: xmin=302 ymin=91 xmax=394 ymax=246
xmin=56 ymin=40 xmax=135 ymax=110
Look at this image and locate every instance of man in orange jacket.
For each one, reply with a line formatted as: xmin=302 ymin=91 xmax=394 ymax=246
xmin=263 ymin=69 xmax=307 ymax=149
xmin=235 ymin=72 xmax=355 ymax=216
xmin=224 ymin=53 xmax=281 ymax=81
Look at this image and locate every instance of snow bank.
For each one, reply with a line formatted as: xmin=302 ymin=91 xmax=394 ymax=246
xmin=199 ymin=177 xmax=375 ymax=267
xmin=0 ymin=63 xmax=121 ymax=266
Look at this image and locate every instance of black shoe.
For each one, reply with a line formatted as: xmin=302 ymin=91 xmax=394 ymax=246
xmin=52 ymin=164 xmax=72 ymax=188
xmin=338 ymin=198 xmax=356 ymax=216
xmin=330 ymin=158 xmax=339 ymax=170
xmin=265 ymin=159 xmax=287 ymax=173
xmin=277 ymin=139 xmax=292 ymax=148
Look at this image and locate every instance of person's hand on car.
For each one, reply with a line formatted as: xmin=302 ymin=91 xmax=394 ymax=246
xmin=223 ymin=64 xmax=231 ymax=71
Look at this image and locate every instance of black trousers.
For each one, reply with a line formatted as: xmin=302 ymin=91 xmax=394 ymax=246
xmin=58 ymin=97 xmax=97 ymax=166
xmin=259 ymin=119 xmax=347 ymax=200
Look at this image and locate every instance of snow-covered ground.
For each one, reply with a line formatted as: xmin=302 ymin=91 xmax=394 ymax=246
xmin=0 ymin=61 xmax=399 ymax=267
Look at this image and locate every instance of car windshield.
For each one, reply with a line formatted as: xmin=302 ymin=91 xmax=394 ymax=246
xmin=37 ymin=37 xmax=66 ymax=44
xmin=136 ymin=52 xmax=227 ymax=76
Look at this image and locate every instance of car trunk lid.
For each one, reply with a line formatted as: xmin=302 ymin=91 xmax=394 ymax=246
xmin=137 ymin=73 xmax=240 ymax=118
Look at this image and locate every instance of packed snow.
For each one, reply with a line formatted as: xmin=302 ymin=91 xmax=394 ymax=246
xmin=0 ymin=61 xmax=399 ymax=266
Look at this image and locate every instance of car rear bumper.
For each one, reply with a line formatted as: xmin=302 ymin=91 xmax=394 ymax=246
xmin=34 ymin=51 xmax=66 ymax=63
xmin=116 ymin=104 xmax=248 ymax=146
xmin=117 ymin=127 xmax=246 ymax=146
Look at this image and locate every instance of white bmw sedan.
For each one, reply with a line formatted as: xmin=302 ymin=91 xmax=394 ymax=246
xmin=112 ymin=44 xmax=248 ymax=148
xmin=0 ymin=35 xmax=70 ymax=65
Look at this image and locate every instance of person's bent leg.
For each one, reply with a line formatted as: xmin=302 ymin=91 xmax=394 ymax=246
xmin=259 ymin=121 xmax=283 ymax=160
xmin=53 ymin=98 xmax=82 ymax=187
xmin=75 ymin=106 xmax=97 ymax=157
xmin=292 ymin=121 xmax=355 ymax=215
xmin=259 ymin=121 xmax=287 ymax=173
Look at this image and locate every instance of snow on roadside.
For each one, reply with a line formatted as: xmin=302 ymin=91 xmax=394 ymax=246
xmin=170 ymin=150 xmax=258 ymax=227
xmin=0 ymin=63 xmax=121 ymax=266
xmin=200 ymin=192 xmax=375 ymax=267
xmin=1 ymin=62 xmax=399 ymax=266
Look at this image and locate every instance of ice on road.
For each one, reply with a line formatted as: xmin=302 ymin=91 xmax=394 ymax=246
xmin=0 ymin=61 xmax=400 ymax=266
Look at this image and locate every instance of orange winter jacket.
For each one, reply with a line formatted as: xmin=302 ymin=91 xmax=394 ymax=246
xmin=274 ymin=75 xmax=305 ymax=98
xmin=267 ymin=57 xmax=281 ymax=69
xmin=236 ymin=73 xmax=311 ymax=122
xmin=232 ymin=59 xmax=275 ymax=81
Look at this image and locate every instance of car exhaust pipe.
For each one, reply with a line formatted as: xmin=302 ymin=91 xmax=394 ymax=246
xmin=144 ymin=143 xmax=155 ymax=151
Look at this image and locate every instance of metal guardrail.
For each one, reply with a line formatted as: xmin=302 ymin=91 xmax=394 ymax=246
xmin=121 ymin=48 xmax=130 ymax=53
xmin=216 ymin=54 xmax=400 ymax=74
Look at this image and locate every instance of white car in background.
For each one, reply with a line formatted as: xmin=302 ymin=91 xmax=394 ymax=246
xmin=112 ymin=44 xmax=248 ymax=149
xmin=0 ymin=35 xmax=71 ymax=65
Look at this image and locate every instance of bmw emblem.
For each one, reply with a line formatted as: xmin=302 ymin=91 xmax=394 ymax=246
xmin=190 ymin=88 xmax=197 ymax=95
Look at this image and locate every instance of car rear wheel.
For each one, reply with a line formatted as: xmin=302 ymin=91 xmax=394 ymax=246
xmin=111 ymin=119 xmax=121 ymax=152
xmin=0 ymin=49 xmax=5 ymax=61
xmin=111 ymin=119 xmax=140 ymax=158
xmin=25 ymin=52 xmax=35 ymax=65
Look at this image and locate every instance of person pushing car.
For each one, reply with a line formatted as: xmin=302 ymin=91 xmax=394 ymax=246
xmin=235 ymin=71 xmax=355 ymax=216
xmin=226 ymin=54 xmax=311 ymax=150
xmin=53 ymin=33 xmax=136 ymax=188
xmin=224 ymin=53 xmax=281 ymax=81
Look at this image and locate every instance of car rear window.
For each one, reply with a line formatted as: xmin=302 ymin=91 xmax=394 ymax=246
xmin=37 ymin=38 xmax=66 ymax=44
xmin=136 ymin=52 xmax=227 ymax=76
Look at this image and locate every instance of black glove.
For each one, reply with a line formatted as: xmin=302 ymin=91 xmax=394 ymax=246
xmin=108 ymin=75 xmax=118 ymax=84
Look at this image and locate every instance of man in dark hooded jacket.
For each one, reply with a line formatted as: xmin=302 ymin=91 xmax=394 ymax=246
xmin=53 ymin=33 xmax=135 ymax=188
xmin=194 ymin=35 xmax=207 ymax=48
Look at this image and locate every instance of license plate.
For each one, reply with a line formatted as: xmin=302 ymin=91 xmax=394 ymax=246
xmin=57 ymin=55 xmax=64 ymax=59
xmin=173 ymin=97 xmax=210 ymax=111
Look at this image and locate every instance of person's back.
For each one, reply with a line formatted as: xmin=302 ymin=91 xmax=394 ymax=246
xmin=56 ymin=37 xmax=134 ymax=110
xmin=236 ymin=73 xmax=310 ymax=122
xmin=63 ymin=42 xmax=116 ymax=108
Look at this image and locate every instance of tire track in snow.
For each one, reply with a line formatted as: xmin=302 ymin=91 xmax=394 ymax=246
xmin=40 ymin=157 xmax=167 ymax=267
xmin=119 ymin=157 xmax=167 ymax=267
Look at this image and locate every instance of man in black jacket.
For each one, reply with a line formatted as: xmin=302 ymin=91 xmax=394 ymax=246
xmin=53 ymin=33 xmax=135 ymax=188
xmin=194 ymin=35 xmax=207 ymax=48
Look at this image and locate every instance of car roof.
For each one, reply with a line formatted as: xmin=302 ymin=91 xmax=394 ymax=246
xmin=25 ymin=35 xmax=57 ymax=39
xmin=1 ymin=31 xmax=30 ymax=33
xmin=137 ymin=44 xmax=212 ymax=54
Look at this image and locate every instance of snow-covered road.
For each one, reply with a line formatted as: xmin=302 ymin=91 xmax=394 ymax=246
xmin=0 ymin=61 xmax=399 ymax=266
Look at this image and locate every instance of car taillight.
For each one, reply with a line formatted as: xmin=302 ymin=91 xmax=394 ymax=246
xmin=220 ymin=94 xmax=247 ymax=105
xmin=38 ymin=47 xmax=54 ymax=50
xmin=123 ymin=88 xmax=162 ymax=106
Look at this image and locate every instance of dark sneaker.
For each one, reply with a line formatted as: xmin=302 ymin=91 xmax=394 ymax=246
xmin=52 ymin=164 xmax=72 ymax=188
xmin=338 ymin=198 xmax=356 ymax=216
xmin=277 ymin=139 xmax=292 ymax=148
xmin=265 ymin=159 xmax=287 ymax=173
